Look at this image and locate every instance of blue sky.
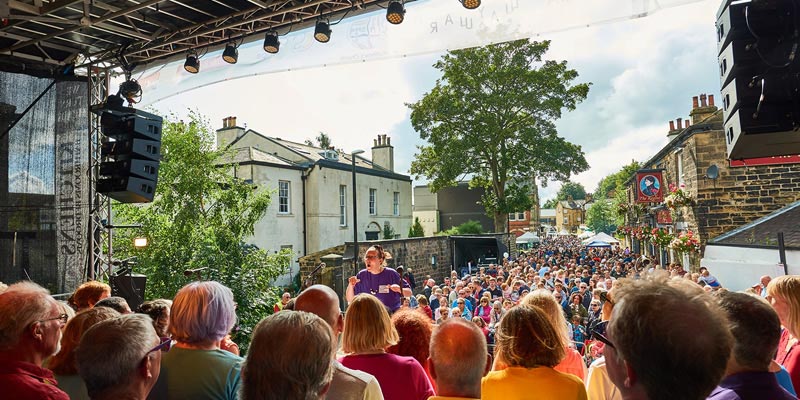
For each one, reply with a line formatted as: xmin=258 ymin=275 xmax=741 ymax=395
xmin=150 ymin=0 xmax=721 ymax=203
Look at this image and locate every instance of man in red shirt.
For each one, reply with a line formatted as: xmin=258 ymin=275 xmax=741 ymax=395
xmin=0 ymin=281 xmax=69 ymax=399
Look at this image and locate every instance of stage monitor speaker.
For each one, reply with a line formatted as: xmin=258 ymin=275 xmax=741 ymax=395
xmin=110 ymin=273 xmax=147 ymax=311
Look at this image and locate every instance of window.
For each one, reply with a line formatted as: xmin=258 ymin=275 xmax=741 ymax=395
xmin=563 ymin=217 xmax=568 ymax=224
xmin=517 ymin=212 xmax=525 ymax=220
xmin=676 ymin=150 xmax=685 ymax=186
xmin=393 ymin=192 xmax=400 ymax=216
xmin=339 ymin=185 xmax=347 ymax=226
xmin=278 ymin=181 xmax=290 ymax=214
xmin=509 ymin=213 xmax=517 ymax=221
xmin=369 ymin=188 xmax=377 ymax=215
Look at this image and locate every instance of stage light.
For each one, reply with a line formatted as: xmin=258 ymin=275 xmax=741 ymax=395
xmin=386 ymin=1 xmax=405 ymax=24
xmin=184 ymin=53 xmax=199 ymax=74
xmin=133 ymin=237 xmax=148 ymax=248
xmin=222 ymin=42 xmax=238 ymax=64
xmin=263 ymin=31 xmax=280 ymax=54
xmin=314 ymin=20 xmax=332 ymax=43
xmin=460 ymin=0 xmax=480 ymax=9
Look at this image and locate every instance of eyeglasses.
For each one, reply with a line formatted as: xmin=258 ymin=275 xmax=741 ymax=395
xmin=592 ymin=329 xmax=616 ymax=350
xmin=147 ymin=337 xmax=172 ymax=355
xmin=38 ymin=314 xmax=68 ymax=325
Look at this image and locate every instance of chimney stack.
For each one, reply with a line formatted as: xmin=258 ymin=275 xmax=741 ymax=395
xmin=216 ymin=116 xmax=245 ymax=149
xmin=692 ymin=96 xmax=699 ymax=109
xmin=371 ymin=134 xmax=395 ymax=172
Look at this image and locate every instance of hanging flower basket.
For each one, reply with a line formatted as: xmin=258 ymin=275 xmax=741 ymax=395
xmin=669 ymin=230 xmax=701 ymax=254
xmin=650 ymin=228 xmax=674 ymax=248
xmin=665 ymin=184 xmax=697 ymax=209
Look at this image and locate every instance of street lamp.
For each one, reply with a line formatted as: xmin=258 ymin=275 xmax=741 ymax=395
xmin=351 ymin=149 xmax=365 ymax=275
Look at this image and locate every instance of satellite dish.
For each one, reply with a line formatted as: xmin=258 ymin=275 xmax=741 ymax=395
xmin=503 ymin=252 xmax=509 ymax=259
xmin=706 ymin=165 xmax=719 ymax=180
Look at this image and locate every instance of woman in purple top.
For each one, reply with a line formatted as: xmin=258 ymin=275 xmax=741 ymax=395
xmin=340 ymin=294 xmax=435 ymax=400
xmin=346 ymin=245 xmax=411 ymax=313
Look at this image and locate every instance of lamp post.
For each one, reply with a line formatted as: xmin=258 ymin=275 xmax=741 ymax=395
xmin=351 ymin=149 xmax=365 ymax=276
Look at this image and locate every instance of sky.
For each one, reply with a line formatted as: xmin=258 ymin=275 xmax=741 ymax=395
xmin=149 ymin=0 xmax=722 ymax=203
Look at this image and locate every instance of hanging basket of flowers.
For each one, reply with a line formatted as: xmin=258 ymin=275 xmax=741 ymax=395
xmin=650 ymin=227 xmax=674 ymax=248
xmin=665 ymin=184 xmax=697 ymax=209
xmin=669 ymin=230 xmax=701 ymax=254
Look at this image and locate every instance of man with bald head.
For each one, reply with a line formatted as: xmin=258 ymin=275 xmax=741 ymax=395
xmin=427 ymin=318 xmax=491 ymax=399
xmin=294 ymin=284 xmax=383 ymax=400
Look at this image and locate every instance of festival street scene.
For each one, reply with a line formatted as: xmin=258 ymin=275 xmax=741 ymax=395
xmin=0 ymin=0 xmax=799 ymax=399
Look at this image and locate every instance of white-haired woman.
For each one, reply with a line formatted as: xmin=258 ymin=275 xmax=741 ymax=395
xmin=149 ymin=281 xmax=242 ymax=400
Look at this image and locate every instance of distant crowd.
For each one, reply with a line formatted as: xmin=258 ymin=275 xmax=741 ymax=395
xmin=0 ymin=236 xmax=797 ymax=400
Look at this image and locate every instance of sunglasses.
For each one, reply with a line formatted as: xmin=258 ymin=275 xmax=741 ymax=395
xmin=38 ymin=313 xmax=68 ymax=325
xmin=147 ymin=337 xmax=173 ymax=354
xmin=592 ymin=329 xmax=615 ymax=350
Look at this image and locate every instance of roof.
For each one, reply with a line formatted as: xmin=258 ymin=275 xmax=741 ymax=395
xmin=0 ymin=0 xmax=392 ymax=74
xmin=220 ymin=147 xmax=299 ymax=169
xmin=559 ymin=199 xmax=588 ymax=209
xmin=709 ymin=200 xmax=800 ymax=249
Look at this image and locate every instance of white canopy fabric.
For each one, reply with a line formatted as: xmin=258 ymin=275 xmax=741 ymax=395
xmin=557 ymin=229 xmax=573 ymax=236
xmin=585 ymin=240 xmax=612 ymax=248
xmin=516 ymin=232 xmax=541 ymax=243
xmin=578 ymin=231 xmax=594 ymax=239
xmin=582 ymin=232 xmax=620 ymax=245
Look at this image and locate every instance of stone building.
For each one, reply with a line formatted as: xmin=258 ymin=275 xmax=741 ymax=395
xmin=216 ymin=117 xmax=413 ymax=284
xmin=625 ymin=94 xmax=800 ymax=261
xmin=555 ymin=199 xmax=588 ymax=233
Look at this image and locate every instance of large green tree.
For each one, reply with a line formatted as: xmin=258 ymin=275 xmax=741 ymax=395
xmin=111 ymin=111 xmax=289 ymax=353
xmin=586 ymin=199 xmax=617 ymax=234
xmin=408 ymin=39 xmax=590 ymax=232
xmin=593 ymin=160 xmax=642 ymax=226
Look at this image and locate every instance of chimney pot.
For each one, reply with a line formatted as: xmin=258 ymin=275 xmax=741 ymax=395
xmin=685 ymin=119 xmax=690 ymax=128
xmin=669 ymin=121 xmax=675 ymax=131
xmin=230 ymin=116 xmax=237 ymax=127
xmin=708 ymin=94 xmax=715 ymax=107
xmin=222 ymin=117 xmax=229 ymax=128
xmin=374 ymin=138 xmax=378 ymax=147
xmin=676 ymin=118 xmax=682 ymax=129
xmin=692 ymin=96 xmax=699 ymax=109
xmin=700 ymin=94 xmax=707 ymax=107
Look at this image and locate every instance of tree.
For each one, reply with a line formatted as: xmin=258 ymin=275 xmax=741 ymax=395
xmin=111 ymin=111 xmax=289 ymax=353
xmin=408 ymin=39 xmax=590 ymax=233
xmin=586 ymin=199 xmax=617 ymax=234
xmin=556 ymin=181 xmax=587 ymax=201
xmin=383 ymin=223 xmax=396 ymax=239
xmin=304 ymin=131 xmax=332 ymax=149
xmin=438 ymin=220 xmax=484 ymax=236
xmin=594 ymin=160 xmax=641 ymax=199
xmin=408 ymin=217 xmax=425 ymax=237
xmin=542 ymin=198 xmax=559 ymax=209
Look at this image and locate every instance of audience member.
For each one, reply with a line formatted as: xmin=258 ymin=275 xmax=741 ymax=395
xmin=482 ymin=305 xmax=587 ymax=400
xmin=428 ymin=319 xmax=491 ymax=400
xmin=48 ymin=307 xmax=121 ymax=399
xmin=294 ymin=284 xmax=384 ymax=400
xmin=70 ymin=281 xmax=111 ymax=311
xmin=136 ymin=299 xmax=172 ymax=338
xmin=94 ymin=296 xmax=132 ymax=314
xmin=585 ymin=286 xmax=621 ymax=400
xmin=604 ymin=276 xmax=732 ymax=400
xmin=707 ymin=291 xmax=795 ymax=399
xmin=0 ymin=281 xmax=69 ymax=399
xmin=387 ymin=309 xmax=435 ymax=388
xmin=340 ymin=294 xmax=434 ymax=400
xmin=149 ymin=281 xmax=242 ymax=400
xmin=347 ymin=245 xmax=411 ymax=313
xmin=767 ymin=275 xmax=800 ymax=391
xmin=240 ymin=311 xmax=335 ymax=400
xmin=274 ymin=292 xmax=291 ymax=313
xmin=76 ymin=314 xmax=164 ymax=400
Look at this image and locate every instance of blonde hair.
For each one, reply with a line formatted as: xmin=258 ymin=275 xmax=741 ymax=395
xmin=342 ymin=294 xmax=398 ymax=353
xmin=767 ymin=275 xmax=800 ymax=338
xmin=521 ymin=289 xmax=570 ymax=348
xmin=495 ymin=305 xmax=565 ymax=368
xmin=49 ymin=307 xmax=121 ymax=374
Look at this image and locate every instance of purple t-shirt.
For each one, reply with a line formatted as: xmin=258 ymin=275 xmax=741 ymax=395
xmin=339 ymin=353 xmax=434 ymax=400
xmin=353 ymin=268 xmax=408 ymax=312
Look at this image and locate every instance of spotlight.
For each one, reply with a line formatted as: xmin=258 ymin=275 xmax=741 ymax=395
xmin=133 ymin=237 xmax=148 ymax=248
xmin=314 ymin=20 xmax=332 ymax=43
xmin=460 ymin=0 xmax=480 ymax=9
xmin=184 ymin=53 xmax=199 ymax=74
xmin=222 ymin=42 xmax=238 ymax=64
xmin=263 ymin=31 xmax=280 ymax=54
xmin=386 ymin=1 xmax=405 ymax=24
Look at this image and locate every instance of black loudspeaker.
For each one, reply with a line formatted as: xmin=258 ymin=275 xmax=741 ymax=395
xmin=716 ymin=0 xmax=800 ymax=159
xmin=96 ymin=106 xmax=162 ymax=203
xmin=110 ymin=273 xmax=147 ymax=311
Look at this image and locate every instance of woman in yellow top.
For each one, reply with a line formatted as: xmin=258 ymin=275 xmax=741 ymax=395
xmin=482 ymin=304 xmax=588 ymax=400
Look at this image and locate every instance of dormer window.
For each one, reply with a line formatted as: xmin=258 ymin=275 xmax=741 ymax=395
xmin=319 ymin=150 xmax=339 ymax=160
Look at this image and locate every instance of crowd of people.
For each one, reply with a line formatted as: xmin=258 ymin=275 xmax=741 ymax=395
xmin=0 ymin=236 xmax=798 ymax=400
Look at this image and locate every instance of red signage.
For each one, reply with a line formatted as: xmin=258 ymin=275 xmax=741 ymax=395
xmin=729 ymin=155 xmax=800 ymax=167
xmin=635 ymin=170 xmax=664 ymax=203
xmin=656 ymin=210 xmax=673 ymax=224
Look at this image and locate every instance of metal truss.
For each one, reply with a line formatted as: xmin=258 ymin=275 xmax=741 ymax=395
xmin=1 ymin=0 xmax=393 ymax=69
xmin=87 ymin=65 xmax=111 ymax=280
